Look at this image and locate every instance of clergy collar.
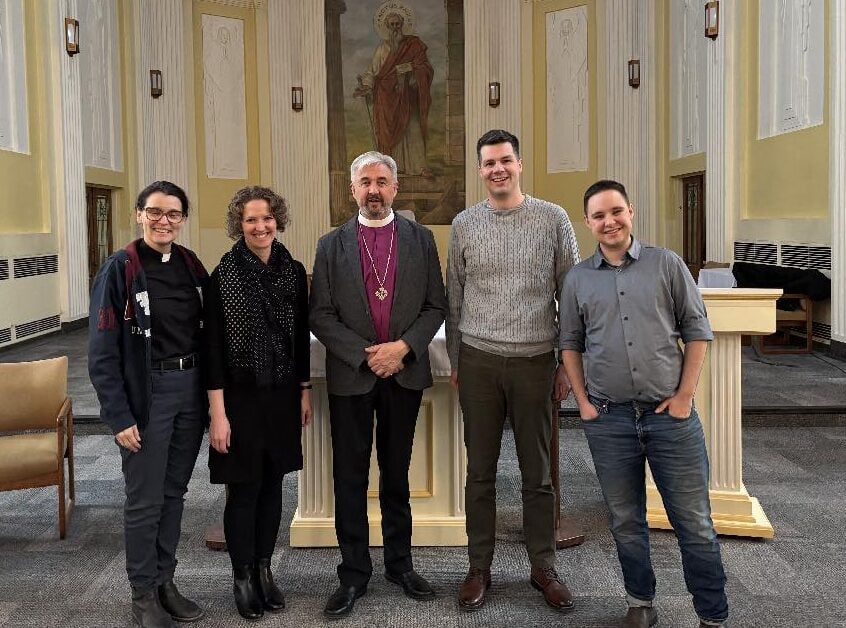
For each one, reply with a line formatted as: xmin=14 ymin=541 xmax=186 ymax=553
xmin=357 ymin=209 xmax=395 ymax=228
xmin=138 ymin=238 xmax=173 ymax=263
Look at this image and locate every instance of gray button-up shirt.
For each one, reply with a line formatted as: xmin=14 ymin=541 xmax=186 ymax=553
xmin=559 ymin=238 xmax=713 ymax=403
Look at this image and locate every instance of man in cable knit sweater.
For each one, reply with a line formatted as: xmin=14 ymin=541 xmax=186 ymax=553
xmin=446 ymin=129 xmax=581 ymax=612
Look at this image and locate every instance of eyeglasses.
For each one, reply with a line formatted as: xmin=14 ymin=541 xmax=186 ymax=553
xmin=353 ymin=180 xmax=394 ymax=189
xmin=143 ymin=207 xmax=185 ymax=223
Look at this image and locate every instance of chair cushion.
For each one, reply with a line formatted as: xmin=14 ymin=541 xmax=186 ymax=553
xmin=0 ymin=433 xmax=62 ymax=484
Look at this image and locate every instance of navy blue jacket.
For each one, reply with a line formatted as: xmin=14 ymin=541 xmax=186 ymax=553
xmin=88 ymin=239 xmax=208 ymax=435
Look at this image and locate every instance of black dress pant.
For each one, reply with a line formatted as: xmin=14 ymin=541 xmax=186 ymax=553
xmin=328 ymin=378 xmax=423 ymax=587
xmin=121 ymin=368 xmax=205 ymax=594
xmin=224 ymin=449 xmax=286 ymax=567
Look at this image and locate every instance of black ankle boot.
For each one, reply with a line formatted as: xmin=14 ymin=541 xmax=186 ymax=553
xmin=256 ymin=558 xmax=286 ymax=612
xmin=131 ymin=588 xmax=175 ymax=628
xmin=233 ymin=565 xmax=264 ymax=620
xmin=157 ymin=579 xmax=204 ymax=622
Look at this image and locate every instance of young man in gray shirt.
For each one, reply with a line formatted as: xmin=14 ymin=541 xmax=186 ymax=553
xmin=447 ymin=129 xmax=580 ymax=612
xmin=560 ymin=179 xmax=728 ymax=628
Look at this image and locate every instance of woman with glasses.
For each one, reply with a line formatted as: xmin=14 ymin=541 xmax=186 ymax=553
xmin=89 ymin=181 xmax=208 ymax=628
xmin=205 ymin=186 xmax=311 ymax=620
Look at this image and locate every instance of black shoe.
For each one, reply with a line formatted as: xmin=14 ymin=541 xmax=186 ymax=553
xmin=323 ymin=583 xmax=367 ymax=618
xmin=385 ymin=570 xmax=436 ymax=601
xmin=233 ymin=565 xmax=264 ymax=620
xmin=157 ymin=579 xmax=204 ymax=623
xmin=132 ymin=589 xmax=175 ymax=628
xmin=256 ymin=558 xmax=286 ymax=612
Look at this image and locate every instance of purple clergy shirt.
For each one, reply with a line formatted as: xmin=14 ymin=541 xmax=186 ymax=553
xmin=358 ymin=221 xmax=398 ymax=343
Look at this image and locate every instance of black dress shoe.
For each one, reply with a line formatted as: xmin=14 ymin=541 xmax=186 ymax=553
xmin=233 ymin=565 xmax=264 ymax=620
xmin=323 ymin=583 xmax=367 ymax=618
xmin=132 ymin=589 xmax=175 ymax=628
xmin=256 ymin=558 xmax=286 ymax=612
xmin=157 ymin=579 xmax=204 ymax=623
xmin=385 ymin=570 xmax=436 ymax=601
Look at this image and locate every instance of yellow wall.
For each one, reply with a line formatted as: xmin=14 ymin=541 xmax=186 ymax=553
xmin=0 ymin=2 xmax=45 ymax=233
xmin=193 ymin=2 xmax=262 ymax=232
xmin=744 ymin=0 xmax=828 ymax=221
xmin=531 ymin=0 xmax=598 ymax=256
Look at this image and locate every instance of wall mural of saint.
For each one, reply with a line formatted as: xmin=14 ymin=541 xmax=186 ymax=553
xmin=325 ymin=0 xmax=465 ymax=226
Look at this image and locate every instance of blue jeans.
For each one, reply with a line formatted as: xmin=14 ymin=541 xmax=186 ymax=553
xmin=582 ymin=396 xmax=728 ymax=624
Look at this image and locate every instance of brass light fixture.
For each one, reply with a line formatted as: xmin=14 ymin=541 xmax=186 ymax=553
xmin=150 ymin=70 xmax=163 ymax=98
xmin=64 ymin=17 xmax=80 ymax=56
xmin=705 ymin=1 xmax=719 ymax=39
xmin=628 ymin=59 xmax=641 ymax=88
xmin=488 ymin=81 xmax=500 ymax=108
xmin=291 ymin=86 xmax=304 ymax=111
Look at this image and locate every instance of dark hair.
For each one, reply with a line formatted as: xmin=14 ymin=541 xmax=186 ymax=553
xmin=135 ymin=181 xmax=191 ymax=216
xmin=476 ymin=129 xmax=520 ymax=163
xmin=583 ymin=179 xmax=630 ymax=215
xmin=226 ymin=185 xmax=290 ymax=239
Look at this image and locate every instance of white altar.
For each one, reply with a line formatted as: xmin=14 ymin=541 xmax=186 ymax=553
xmin=290 ymin=327 xmax=468 ymax=547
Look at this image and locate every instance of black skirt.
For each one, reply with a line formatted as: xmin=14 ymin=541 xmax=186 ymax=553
xmin=209 ymin=381 xmax=303 ymax=484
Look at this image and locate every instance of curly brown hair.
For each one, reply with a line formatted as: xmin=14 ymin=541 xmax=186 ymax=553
xmin=225 ymin=185 xmax=290 ymax=239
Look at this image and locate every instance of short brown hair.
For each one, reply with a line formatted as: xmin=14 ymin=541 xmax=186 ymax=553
xmin=225 ymin=186 xmax=289 ymax=239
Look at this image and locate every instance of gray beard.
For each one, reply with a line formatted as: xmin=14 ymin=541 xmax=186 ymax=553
xmin=387 ymin=31 xmax=403 ymax=51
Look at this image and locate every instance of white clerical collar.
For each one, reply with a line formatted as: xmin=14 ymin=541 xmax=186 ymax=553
xmin=357 ymin=210 xmax=395 ymax=228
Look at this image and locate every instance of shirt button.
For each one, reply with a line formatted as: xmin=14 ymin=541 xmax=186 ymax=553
xmin=628 ymin=342 xmax=633 ymax=346
xmin=632 ymin=367 xmax=637 ymax=372
xmin=620 ymin=291 xmax=625 ymax=295
xmin=623 ymin=316 xmax=629 ymax=320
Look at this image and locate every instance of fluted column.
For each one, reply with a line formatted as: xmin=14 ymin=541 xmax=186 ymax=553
xmin=600 ymin=0 xmax=658 ymax=244
xmin=133 ymin=0 xmax=193 ymax=248
xmin=707 ymin=334 xmax=742 ymax=491
xmin=464 ymin=0 xmax=522 ymax=204
xmin=267 ymin=0 xmax=329 ymax=270
xmin=704 ymin=0 xmax=738 ymax=262
xmin=831 ymin=1 xmax=846 ymax=357
xmin=47 ymin=0 xmax=87 ymax=321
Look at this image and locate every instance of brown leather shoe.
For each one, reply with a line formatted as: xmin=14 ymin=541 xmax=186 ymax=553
xmin=457 ymin=567 xmax=491 ymax=610
xmin=529 ymin=566 xmax=574 ymax=611
xmin=622 ymin=606 xmax=658 ymax=627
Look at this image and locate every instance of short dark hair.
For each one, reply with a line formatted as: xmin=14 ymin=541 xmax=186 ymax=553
xmin=135 ymin=181 xmax=191 ymax=216
xmin=583 ymin=179 xmax=630 ymax=215
xmin=226 ymin=185 xmax=290 ymax=239
xmin=476 ymin=129 xmax=520 ymax=163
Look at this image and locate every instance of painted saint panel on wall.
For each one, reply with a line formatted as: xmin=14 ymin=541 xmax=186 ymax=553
xmin=325 ymin=0 xmax=465 ymax=225
xmin=546 ymin=6 xmax=588 ymax=173
xmin=202 ymin=14 xmax=247 ymax=180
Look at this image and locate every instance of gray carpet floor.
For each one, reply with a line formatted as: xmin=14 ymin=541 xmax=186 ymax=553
xmin=1 ymin=423 xmax=845 ymax=627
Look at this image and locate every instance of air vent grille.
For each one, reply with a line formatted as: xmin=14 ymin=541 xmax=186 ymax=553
xmin=0 ymin=259 xmax=8 ymax=281
xmin=14 ymin=314 xmax=61 ymax=339
xmin=0 ymin=328 xmax=10 ymax=344
xmin=13 ymin=254 xmax=59 ymax=278
xmin=733 ymin=241 xmax=778 ymax=265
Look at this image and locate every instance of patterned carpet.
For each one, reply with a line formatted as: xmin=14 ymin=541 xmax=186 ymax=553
xmin=1 ymin=423 xmax=844 ymax=627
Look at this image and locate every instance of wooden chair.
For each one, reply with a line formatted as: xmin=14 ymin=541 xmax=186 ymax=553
xmin=0 ymin=356 xmax=75 ymax=538
xmin=757 ymin=293 xmax=814 ymax=354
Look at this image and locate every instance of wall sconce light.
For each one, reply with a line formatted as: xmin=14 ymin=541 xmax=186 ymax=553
xmin=64 ymin=17 xmax=80 ymax=56
xmin=705 ymin=1 xmax=719 ymax=39
xmin=291 ymin=86 xmax=304 ymax=111
xmin=488 ymin=82 xmax=500 ymax=108
xmin=150 ymin=70 xmax=163 ymax=98
xmin=628 ymin=59 xmax=641 ymax=88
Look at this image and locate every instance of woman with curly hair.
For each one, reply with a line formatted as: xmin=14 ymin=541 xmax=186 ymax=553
xmin=205 ymin=186 xmax=312 ymax=619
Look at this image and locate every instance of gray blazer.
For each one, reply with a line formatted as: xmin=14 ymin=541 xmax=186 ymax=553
xmin=309 ymin=214 xmax=447 ymax=396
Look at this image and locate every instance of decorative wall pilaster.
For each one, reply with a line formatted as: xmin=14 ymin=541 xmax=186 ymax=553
xmin=267 ymin=0 xmax=329 ymax=270
xmin=600 ymin=0 xmax=658 ymax=244
xmin=831 ymin=0 xmax=846 ymax=354
xmin=133 ymin=0 xmax=193 ymax=247
xmin=47 ymin=0 xmax=87 ymax=321
xmin=464 ymin=0 xmax=522 ymax=205
xmin=704 ymin=0 xmax=739 ymax=262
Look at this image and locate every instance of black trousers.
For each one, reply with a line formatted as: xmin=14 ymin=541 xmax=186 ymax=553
xmin=328 ymin=378 xmax=423 ymax=587
xmin=224 ymin=450 xmax=286 ymax=567
xmin=121 ymin=368 xmax=205 ymax=594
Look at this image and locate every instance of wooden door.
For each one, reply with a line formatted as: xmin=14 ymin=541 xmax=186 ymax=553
xmin=86 ymin=187 xmax=113 ymax=286
xmin=681 ymin=174 xmax=705 ymax=279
